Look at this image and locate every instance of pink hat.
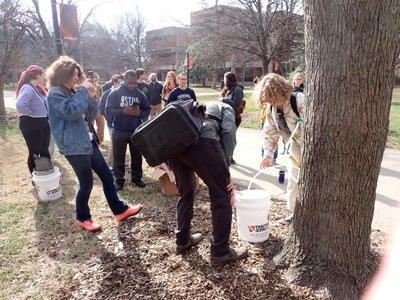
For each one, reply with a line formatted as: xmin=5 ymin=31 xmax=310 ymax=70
xmin=27 ymin=65 xmax=44 ymax=75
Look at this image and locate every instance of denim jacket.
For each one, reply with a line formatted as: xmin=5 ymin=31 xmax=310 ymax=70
xmin=47 ymin=86 xmax=98 ymax=156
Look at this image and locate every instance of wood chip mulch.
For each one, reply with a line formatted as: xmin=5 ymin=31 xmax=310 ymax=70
xmin=52 ymin=186 xmax=386 ymax=300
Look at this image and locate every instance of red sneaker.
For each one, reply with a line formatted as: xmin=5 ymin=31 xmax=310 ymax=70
xmin=115 ymin=204 xmax=143 ymax=221
xmin=76 ymin=220 xmax=102 ymax=232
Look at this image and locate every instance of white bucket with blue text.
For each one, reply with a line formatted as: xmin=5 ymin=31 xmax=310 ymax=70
xmin=32 ymin=166 xmax=62 ymax=201
xmin=235 ymin=189 xmax=271 ymax=243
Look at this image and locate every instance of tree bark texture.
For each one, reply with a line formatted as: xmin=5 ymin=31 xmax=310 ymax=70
xmin=279 ymin=1 xmax=400 ymax=299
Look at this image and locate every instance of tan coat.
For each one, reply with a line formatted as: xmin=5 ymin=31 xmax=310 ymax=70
xmin=261 ymin=92 xmax=305 ymax=212
xmin=261 ymin=92 xmax=305 ymax=160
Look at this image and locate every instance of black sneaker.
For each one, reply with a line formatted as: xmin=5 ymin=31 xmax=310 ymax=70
xmin=132 ymin=179 xmax=146 ymax=188
xmin=176 ymin=233 xmax=203 ymax=254
xmin=231 ymin=158 xmax=236 ymax=165
xmin=210 ymin=247 xmax=248 ymax=266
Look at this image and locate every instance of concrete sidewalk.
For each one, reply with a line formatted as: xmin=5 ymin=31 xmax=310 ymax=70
xmin=4 ymin=91 xmax=399 ymax=233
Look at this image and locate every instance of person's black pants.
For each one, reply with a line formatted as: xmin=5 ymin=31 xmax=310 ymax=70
xmin=19 ymin=116 xmax=51 ymax=174
xmin=112 ymin=129 xmax=143 ymax=184
xmin=169 ymin=138 xmax=232 ymax=257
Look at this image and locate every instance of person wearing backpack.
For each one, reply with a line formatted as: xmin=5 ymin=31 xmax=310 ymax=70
xmin=255 ymin=73 xmax=305 ymax=225
xmin=219 ymin=71 xmax=244 ymax=164
xmin=168 ymin=101 xmax=248 ymax=266
xmin=279 ymin=72 xmax=305 ymax=155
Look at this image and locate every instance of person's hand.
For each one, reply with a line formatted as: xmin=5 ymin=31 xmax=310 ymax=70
xmin=123 ymin=106 xmax=140 ymax=117
xmin=260 ymin=156 xmax=272 ymax=169
xmin=227 ymin=179 xmax=235 ymax=193
xmin=230 ymin=191 xmax=236 ymax=207
xmin=123 ymin=106 xmax=135 ymax=116
xmin=81 ymin=78 xmax=94 ymax=90
xmin=227 ymin=179 xmax=236 ymax=206
xmin=131 ymin=106 xmax=140 ymax=117
xmin=81 ymin=79 xmax=96 ymax=98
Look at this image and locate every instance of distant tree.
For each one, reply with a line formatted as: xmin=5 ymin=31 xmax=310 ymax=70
xmin=271 ymin=0 xmax=400 ymax=299
xmin=25 ymin=0 xmax=57 ymax=64
xmin=195 ymin=0 xmax=303 ymax=74
xmin=0 ymin=0 xmax=32 ymax=120
xmin=287 ymin=23 xmax=304 ymax=78
xmin=78 ymin=22 xmax=122 ymax=77
xmin=112 ymin=9 xmax=148 ymax=70
xmin=188 ymin=38 xmax=227 ymax=88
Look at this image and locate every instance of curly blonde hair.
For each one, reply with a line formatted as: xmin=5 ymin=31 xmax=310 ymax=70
xmin=253 ymin=73 xmax=292 ymax=107
xmin=45 ymin=55 xmax=85 ymax=88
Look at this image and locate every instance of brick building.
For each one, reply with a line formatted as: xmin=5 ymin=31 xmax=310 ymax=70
xmin=146 ymin=26 xmax=192 ymax=81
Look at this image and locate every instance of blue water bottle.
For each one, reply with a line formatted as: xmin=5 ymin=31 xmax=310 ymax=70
xmin=278 ymin=170 xmax=285 ymax=183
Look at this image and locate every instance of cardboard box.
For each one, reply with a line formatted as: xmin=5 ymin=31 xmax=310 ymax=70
xmin=151 ymin=168 xmax=179 ymax=196
xmin=151 ymin=166 xmax=200 ymax=196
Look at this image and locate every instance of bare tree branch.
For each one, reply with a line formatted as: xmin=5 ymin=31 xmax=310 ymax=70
xmin=193 ymin=0 xmax=303 ymax=74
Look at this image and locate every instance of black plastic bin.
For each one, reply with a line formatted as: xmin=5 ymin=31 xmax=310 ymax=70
xmin=131 ymin=100 xmax=203 ymax=167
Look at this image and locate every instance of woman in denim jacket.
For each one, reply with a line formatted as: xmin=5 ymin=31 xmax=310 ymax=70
xmin=46 ymin=56 xmax=143 ymax=232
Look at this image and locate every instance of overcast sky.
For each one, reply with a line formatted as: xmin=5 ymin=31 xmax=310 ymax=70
xmin=35 ymin=0 xmax=216 ymax=30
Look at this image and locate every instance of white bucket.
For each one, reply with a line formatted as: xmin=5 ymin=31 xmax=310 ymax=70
xmin=32 ymin=166 xmax=62 ymax=201
xmin=235 ymin=189 xmax=271 ymax=243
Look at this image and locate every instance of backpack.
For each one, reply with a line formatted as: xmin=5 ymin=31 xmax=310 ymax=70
xmin=270 ymin=91 xmax=301 ymax=117
xmin=290 ymin=91 xmax=301 ymax=118
xmin=131 ymin=99 xmax=206 ymax=167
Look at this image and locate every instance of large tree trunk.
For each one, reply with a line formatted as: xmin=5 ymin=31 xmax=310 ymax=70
xmin=274 ymin=1 xmax=400 ymax=299
xmin=211 ymin=73 xmax=218 ymax=89
xmin=261 ymin=57 xmax=270 ymax=75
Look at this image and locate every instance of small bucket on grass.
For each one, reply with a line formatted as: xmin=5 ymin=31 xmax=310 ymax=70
xmin=32 ymin=166 xmax=62 ymax=201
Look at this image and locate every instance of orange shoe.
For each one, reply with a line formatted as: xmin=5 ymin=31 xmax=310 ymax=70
xmin=115 ymin=204 xmax=143 ymax=221
xmin=76 ymin=220 xmax=102 ymax=232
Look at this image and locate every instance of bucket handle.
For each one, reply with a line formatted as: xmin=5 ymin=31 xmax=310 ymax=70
xmin=247 ymin=163 xmax=300 ymax=190
xmin=247 ymin=169 xmax=267 ymax=190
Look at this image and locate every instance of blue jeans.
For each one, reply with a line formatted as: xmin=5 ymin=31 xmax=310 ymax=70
xmin=66 ymin=142 xmax=129 ymax=221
